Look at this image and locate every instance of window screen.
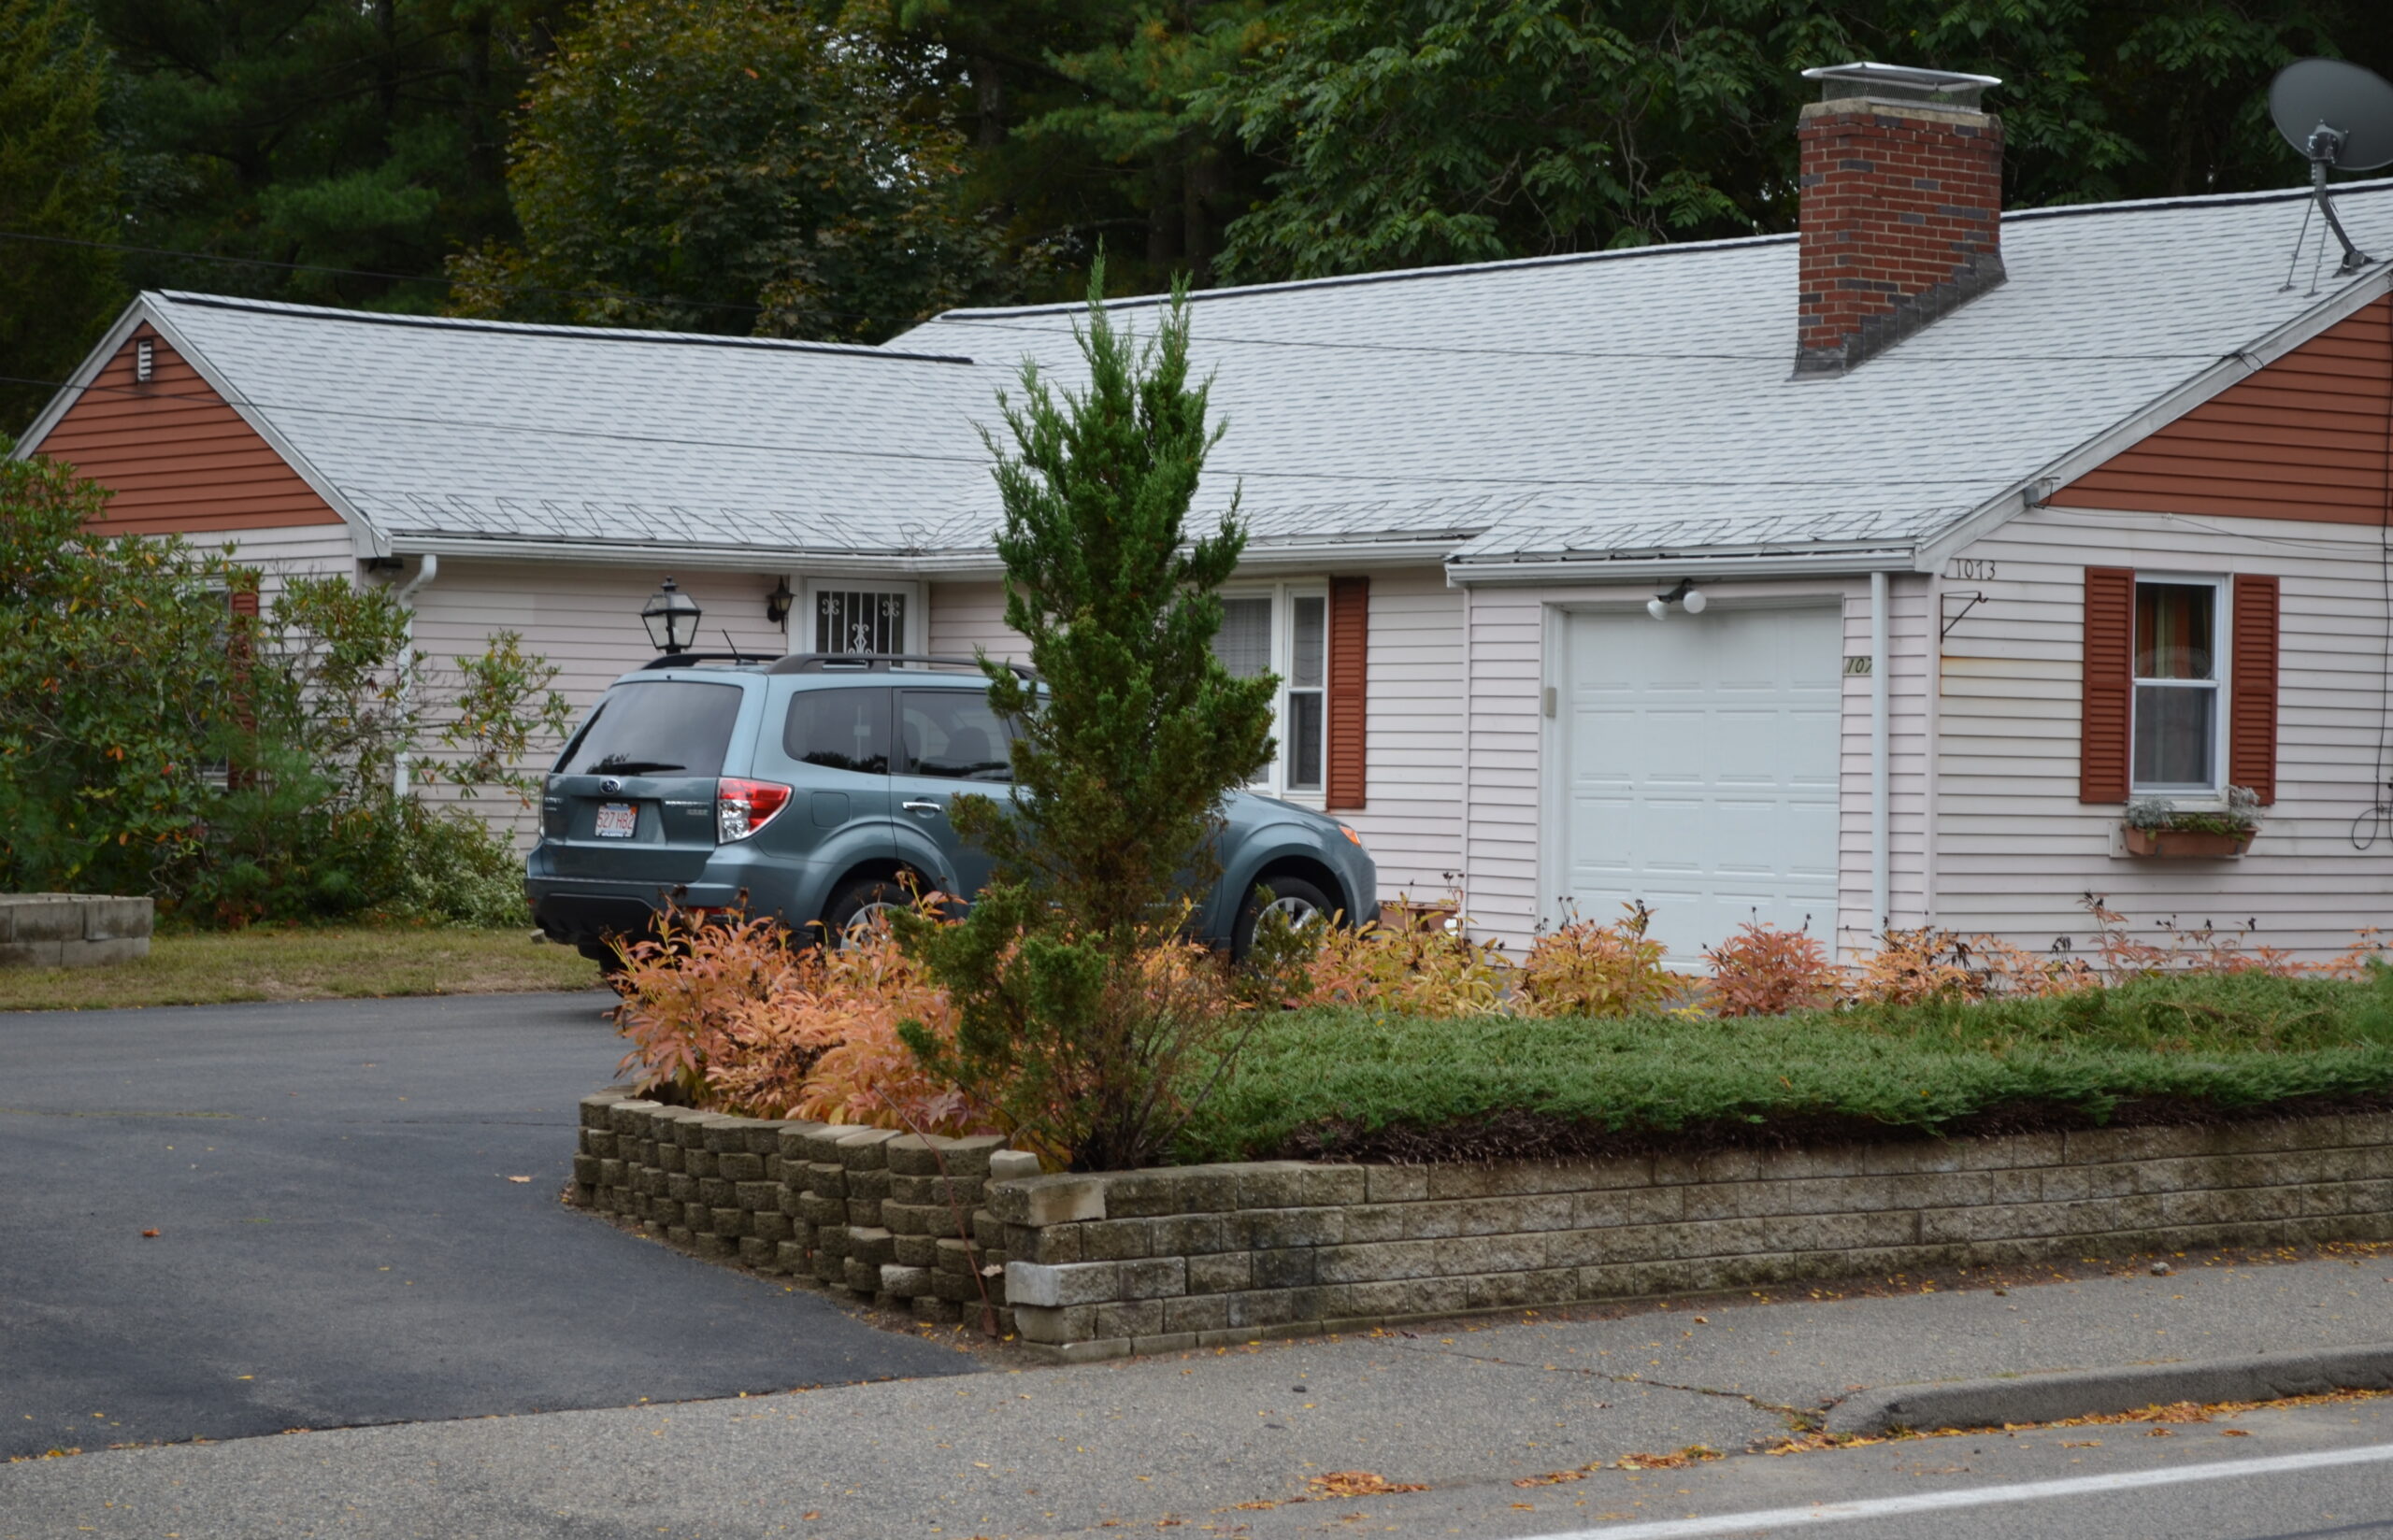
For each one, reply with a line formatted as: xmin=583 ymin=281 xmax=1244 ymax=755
xmin=896 ymin=691 xmax=1011 ymax=781
xmin=1286 ymin=595 xmax=1325 ymax=791
xmin=2132 ymin=582 xmax=2219 ymax=790
xmin=1213 ymin=597 xmax=1273 ymax=678
xmin=556 ymin=681 xmax=742 ymax=777
xmin=816 ymin=590 xmax=907 ymax=655
xmin=784 ymin=688 xmax=891 ymax=775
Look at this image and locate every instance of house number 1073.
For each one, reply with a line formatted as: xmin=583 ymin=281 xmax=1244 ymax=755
xmin=1946 ymin=559 xmax=1998 ymax=581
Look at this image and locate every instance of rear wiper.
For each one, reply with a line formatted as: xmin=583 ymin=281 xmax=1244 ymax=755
xmin=590 ymin=756 xmax=685 ymax=774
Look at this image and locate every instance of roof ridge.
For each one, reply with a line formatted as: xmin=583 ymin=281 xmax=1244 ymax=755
xmin=920 ymin=177 xmax=2393 ymax=325
xmin=150 ymin=291 xmax=980 ymax=365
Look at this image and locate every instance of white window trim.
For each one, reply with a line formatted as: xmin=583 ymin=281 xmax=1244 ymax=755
xmin=2129 ymin=571 xmax=2230 ymax=802
xmin=801 ymin=577 xmax=923 ymax=655
xmin=1220 ymin=579 xmax=1330 ymax=804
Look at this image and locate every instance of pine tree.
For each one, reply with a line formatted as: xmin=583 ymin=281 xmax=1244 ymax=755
xmin=899 ymin=258 xmax=1276 ymax=1170
xmin=0 ymin=0 xmax=120 ymax=432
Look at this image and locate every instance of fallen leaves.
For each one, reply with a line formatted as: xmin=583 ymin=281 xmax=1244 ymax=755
xmin=1613 ymin=1446 xmax=1722 ymax=1471
xmin=506 ymin=1176 xmax=532 ymax=1184
xmin=1305 ymin=1472 xmax=1427 ymax=1499
xmin=139 ymin=1230 xmax=159 ymax=1238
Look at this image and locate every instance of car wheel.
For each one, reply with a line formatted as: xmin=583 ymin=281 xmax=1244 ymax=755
xmin=822 ymin=877 xmax=911 ymax=949
xmin=1231 ymin=875 xmax=1335 ymax=961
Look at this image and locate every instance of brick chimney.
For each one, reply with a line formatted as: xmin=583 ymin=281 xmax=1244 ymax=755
xmin=1795 ymin=63 xmax=2005 ymax=376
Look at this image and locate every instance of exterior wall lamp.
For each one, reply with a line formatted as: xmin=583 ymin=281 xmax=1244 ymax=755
xmin=641 ymin=577 xmax=703 ymax=654
xmin=1646 ymin=578 xmax=1709 ymax=620
xmin=764 ymin=576 xmax=795 ymax=626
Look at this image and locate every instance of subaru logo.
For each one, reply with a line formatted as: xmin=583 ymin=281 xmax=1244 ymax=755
xmin=600 ymin=777 xmax=623 ymax=794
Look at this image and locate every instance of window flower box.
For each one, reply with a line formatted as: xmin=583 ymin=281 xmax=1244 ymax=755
xmin=2122 ymin=787 xmax=2259 ymax=859
xmin=2121 ymin=826 xmax=2253 ymax=859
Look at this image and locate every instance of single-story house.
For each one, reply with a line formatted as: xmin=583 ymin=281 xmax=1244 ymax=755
xmin=19 ymin=63 xmax=2393 ymax=963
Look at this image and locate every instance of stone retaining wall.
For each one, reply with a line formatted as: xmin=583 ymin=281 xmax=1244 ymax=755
xmin=0 ymin=893 xmax=151 ymax=968
xmin=571 ymin=1095 xmax=2393 ymax=1364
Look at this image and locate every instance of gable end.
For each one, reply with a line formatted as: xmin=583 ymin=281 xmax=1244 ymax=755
xmin=2050 ymin=295 xmax=2393 ymax=524
xmin=32 ymin=325 xmax=345 ymax=536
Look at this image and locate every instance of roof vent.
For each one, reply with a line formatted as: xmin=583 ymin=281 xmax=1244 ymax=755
xmin=134 ymin=337 xmax=154 ymax=385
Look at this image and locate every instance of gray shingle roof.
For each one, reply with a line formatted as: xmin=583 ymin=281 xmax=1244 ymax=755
xmin=142 ymin=294 xmax=996 ymax=556
xmin=97 ymin=178 xmax=2393 ymax=569
xmin=900 ymin=178 xmax=2393 ymax=567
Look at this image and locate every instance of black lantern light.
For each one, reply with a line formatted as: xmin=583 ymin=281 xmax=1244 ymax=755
xmin=764 ymin=576 xmax=795 ymax=626
xmin=641 ymin=577 xmax=702 ymax=654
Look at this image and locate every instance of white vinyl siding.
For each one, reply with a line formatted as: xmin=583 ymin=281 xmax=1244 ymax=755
xmin=1932 ymin=504 xmax=2392 ymax=961
xmin=1335 ymin=567 xmax=1467 ymax=900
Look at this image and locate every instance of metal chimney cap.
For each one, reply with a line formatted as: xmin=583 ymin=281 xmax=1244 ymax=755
xmin=1802 ymin=61 xmax=2001 ymax=109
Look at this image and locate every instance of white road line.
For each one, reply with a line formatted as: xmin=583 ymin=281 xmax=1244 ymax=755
xmin=1528 ymin=1441 xmax=2393 ymax=1540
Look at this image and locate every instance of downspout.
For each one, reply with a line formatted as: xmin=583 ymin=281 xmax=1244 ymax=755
xmin=1870 ymin=569 xmax=1890 ymax=940
xmin=391 ymin=554 xmax=437 ymax=798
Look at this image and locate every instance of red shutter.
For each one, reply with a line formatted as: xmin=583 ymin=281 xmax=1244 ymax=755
xmin=2230 ymin=574 xmax=2280 ymax=805
xmin=2080 ymin=566 xmax=2133 ymax=804
xmin=1326 ymin=577 xmax=1368 ymax=810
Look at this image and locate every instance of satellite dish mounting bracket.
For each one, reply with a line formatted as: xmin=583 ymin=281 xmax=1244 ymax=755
xmin=2305 ymin=122 xmax=2375 ymax=275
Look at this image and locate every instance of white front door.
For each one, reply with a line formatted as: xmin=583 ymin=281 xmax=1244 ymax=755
xmin=1557 ymin=605 xmax=1842 ymax=962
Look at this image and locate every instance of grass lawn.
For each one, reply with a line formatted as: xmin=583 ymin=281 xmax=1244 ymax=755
xmin=0 ymin=926 xmax=604 ymax=1011
xmin=1180 ymin=968 xmax=2393 ymax=1162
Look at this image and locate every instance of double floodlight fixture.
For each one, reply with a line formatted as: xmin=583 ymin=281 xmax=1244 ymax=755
xmin=1647 ymin=578 xmax=1708 ymax=621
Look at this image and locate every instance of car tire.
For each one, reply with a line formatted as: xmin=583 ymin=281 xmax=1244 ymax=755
xmin=1231 ymin=875 xmax=1336 ymax=961
xmin=821 ymin=877 xmax=911 ymax=949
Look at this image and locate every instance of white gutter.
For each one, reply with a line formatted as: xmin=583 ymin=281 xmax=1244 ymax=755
xmin=391 ymin=554 xmax=437 ymax=798
xmin=1447 ymin=546 xmax=1918 ymax=586
xmin=382 ymin=533 xmax=1473 ymax=578
xmin=1870 ymin=569 xmax=1890 ymax=940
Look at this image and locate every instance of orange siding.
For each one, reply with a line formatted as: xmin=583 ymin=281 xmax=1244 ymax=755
xmin=2052 ymin=296 xmax=2393 ymax=523
xmin=35 ymin=325 xmax=345 ymax=535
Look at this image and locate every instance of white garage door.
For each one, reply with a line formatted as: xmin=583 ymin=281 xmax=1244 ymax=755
xmin=1558 ymin=605 xmax=1842 ymax=962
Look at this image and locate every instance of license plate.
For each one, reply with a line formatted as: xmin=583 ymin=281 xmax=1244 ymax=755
xmin=594 ymin=802 xmax=638 ymax=839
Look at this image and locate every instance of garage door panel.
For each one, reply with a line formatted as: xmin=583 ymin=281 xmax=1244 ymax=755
xmin=1561 ymin=605 xmax=1843 ymax=961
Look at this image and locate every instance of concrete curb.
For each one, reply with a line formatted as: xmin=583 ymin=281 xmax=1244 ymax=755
xmin=1824 ymin=1342 xmax=2393 ymax=1435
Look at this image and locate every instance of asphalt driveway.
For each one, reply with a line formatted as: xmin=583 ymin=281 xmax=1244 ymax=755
xmin=0 ymin=989 xmax=973 ymax=1460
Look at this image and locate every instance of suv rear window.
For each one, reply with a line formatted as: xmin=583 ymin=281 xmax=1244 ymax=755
xmin=785 ymin=688 xmax=891 ymax=775
xmin=556 ymin=680 xmax=743 ymax=777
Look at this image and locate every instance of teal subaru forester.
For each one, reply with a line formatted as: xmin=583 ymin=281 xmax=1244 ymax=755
xmin=524 ymin=652 xmax=1379 ymax=964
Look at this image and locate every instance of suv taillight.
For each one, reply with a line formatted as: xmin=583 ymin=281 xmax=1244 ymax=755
xmin=716 ymin=777 xmax=792 ymax=841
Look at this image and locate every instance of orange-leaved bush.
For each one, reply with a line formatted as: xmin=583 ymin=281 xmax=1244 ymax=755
xmin=1273 ymin=912 xmax=1508 ymax=1018
xmin=610 ymin=907 xmax=990 ymax=1135
xmin=1702 ymin=918 xmax=1838 ymax=1019
xmin=1516 ymin=903 xmax=1676 ymax=1018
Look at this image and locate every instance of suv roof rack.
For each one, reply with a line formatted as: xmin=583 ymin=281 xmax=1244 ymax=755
xmin=764 ymin=651 xmax=1038 ymax=679
xmin=635 ymin=651 xmax=773 ymax=671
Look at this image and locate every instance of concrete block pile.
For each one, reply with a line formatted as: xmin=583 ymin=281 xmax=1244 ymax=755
xmin=0 ymin=893 xmax=151 ymax=968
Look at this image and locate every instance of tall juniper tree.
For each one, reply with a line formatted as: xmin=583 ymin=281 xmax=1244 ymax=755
xmin=898 ymin=257 xmax=1276 ymax=1170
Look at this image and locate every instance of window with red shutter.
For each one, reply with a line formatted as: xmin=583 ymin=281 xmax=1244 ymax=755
xmin=2080 ymin=566 xmax=2134 ymax=804
xmin=2229 ymin=575 xmax=2280 ymax=805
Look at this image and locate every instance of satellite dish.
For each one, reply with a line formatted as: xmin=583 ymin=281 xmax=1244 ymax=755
xmin=2270 ymin=58 xmax=2393 ymax=172
xmin=2269 ymin=58 xmax=2393 ymax=275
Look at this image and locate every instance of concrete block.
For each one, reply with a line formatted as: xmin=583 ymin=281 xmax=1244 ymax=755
xmin=751 ymin=1212 xmax=794 ymax=1245
xmin=893 ymin=1232 xmax=939 ymax=1268
xmin=1104 ymin=1171 xmax=1186 ymax=1219
xmin=709 ymin=1207 xmax=746 ymax=1238
xmin=1341 ymin=1205 xmax=1408 ymax=1244
xmin=738 ymin=1235 xmax=773 ymax=1266
xmin=1237 ymin=1206 xmax=1345 ymax=1248
xmin=1315 ymin=1239 xmax=1440 ymax=1283
xmin=847 ymin=1227 xmax=896 ymax=1266
xmin=1365 ymin=1166 xmax=1428 ymax=1204
xmin=1187 ymin=1252 xmax=1251 ymax=1294
xmin=1150 ymin=1213 xmax=1232 ymax=1255
xmin=1175 ymin=1168 xmax=1241 ymax=1212
xmin=1299 ymin=1167 xmax=1368 ymax=1206
xmin=881 ymin=1263 xmax=933 ymax=1297
xmin=1095 ymin=1299 xmax=1166 ymax=1340
xmin=1004 ymin=1261 xmax=1123 ymax=1308
xmin=1253 ymin=1248 xmax=1315 ymax=1289
xmin=1132 ymin=1333 xmax=1200 ymax=1356
xmin=837 ymin=1128 xmax=900 ymax=1168
xmin=1121 ymin=1257 xmax=1188 ymax=1300
xmin=777 ymin=1241 xmax=810 ymax=1274
xmin=1432 ymin=1233 xmax=1547 ymax=1276
xmin=1233 ymin=1162 xmax=1312 ymax=1209
xmin=1013 ymin=1304 xmax=1100 ymax=1345
xmin=1080 ymin=1219 xmax=1157 ymax=1261
xmin=734 ymin=1180 xmax=779 ymax=1212
xmin=1165 ymin=1294 xmax=1230 ymax=1333
xmin=1469 ymin=1267 xmax=1577 ymax=1309
xmin=717 ymin=1152 xmax=765 ymax=1182
xmin=988 ymin=1149 xmax=1044 ymax=1180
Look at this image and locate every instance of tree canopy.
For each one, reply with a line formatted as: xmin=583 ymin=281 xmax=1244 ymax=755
xmin=4 ymin=0 xmax=2393 ymax=425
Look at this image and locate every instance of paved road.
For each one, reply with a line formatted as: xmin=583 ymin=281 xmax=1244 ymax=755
xmin=6 ymin=1254 xmax=2389 ymax=1537
xmin=0 ymin=991 xmax=972 ymax=1460
xmin=1229 ymin=1397 xmax=2393 ymax=1540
